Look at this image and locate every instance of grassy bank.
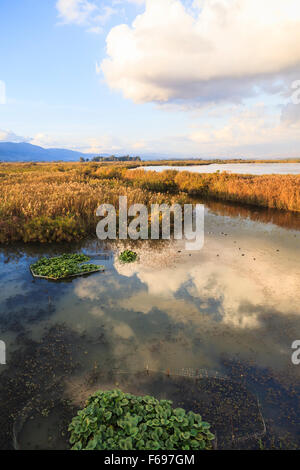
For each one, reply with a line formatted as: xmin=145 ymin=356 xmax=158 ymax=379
xmin=0 ymin=162 xmax=299 ymax=243
xmin=130 ymin=158 xmax=300 ymax=168
xmin=0 ymin=163 xmax=187 ymax=243
xmin=127 ymin=169 xmax=300 ymax=211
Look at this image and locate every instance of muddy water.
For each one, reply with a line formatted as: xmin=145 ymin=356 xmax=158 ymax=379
xmin=0 ymin=203 xmax=299 ymax=449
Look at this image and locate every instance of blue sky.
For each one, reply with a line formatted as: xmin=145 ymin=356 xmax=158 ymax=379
xmin=0 ymin=0 xmax=300 ymax=158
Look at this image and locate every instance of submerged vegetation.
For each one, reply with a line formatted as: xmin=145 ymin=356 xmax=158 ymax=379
xmin=30 ymin=253 xmax=103 ymax=280
xmin=119 ymin=250 xmax=138 ymax=263
xmin=68 ymin=389 xmax=214 ymax=450
xmin=0 ymin=162 xmax=299 ymax=243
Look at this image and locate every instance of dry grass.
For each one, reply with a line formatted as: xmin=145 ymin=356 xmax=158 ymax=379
xmin=172 ymin=171 xmax=300 ymax=211
xmin=0 ymin=162 xmax=299 ymax=243
xmin=0 ymin=163 xmax=186 ymax=243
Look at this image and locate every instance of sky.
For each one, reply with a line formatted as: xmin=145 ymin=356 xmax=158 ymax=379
xmin=1 ymin=0 xmax=300 ymax=158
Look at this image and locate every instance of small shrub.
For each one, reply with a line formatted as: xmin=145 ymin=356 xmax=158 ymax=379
xmin=119 ymin=250 xmax=138 ymax=263
xmin=68 ymin=389 xmax=214 ymax=450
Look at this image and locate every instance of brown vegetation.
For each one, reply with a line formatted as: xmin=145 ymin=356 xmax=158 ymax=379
xmin=0 ymin=162 xmax=299 ymax=243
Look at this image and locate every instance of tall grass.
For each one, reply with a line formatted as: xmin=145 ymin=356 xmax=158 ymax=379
xmin=171 ymin=171 xmax=300 ymax=211
xmin=0 ymin=164 xmax=186 ymax=243
xmin=0 ymin=162 xmax=299 ymax=243
xmin=124 ymin=168 xmax=300 ymax=211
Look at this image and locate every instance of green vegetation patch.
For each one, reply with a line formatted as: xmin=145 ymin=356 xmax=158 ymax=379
xmin=30 ymin=253 xmax=104 ymax=280
xmin=119 ymin=250 xmax=138 ymax=264
xmin=68 ymin=389 xmax=214 ymax=450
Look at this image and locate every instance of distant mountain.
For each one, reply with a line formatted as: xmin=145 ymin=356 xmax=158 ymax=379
xmin=0 ymin=141 xmax=229 ymax=162
xmin=0 ymin=142 xmax=91 ymax=162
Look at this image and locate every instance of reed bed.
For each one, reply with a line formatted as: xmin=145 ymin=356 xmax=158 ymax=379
xmin=0 ymin=162 xmax=299 ymax=243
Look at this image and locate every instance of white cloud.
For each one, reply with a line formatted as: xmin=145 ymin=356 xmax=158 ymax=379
xmin=101 ymin=0 xmax=300 ymax=104
xmin=56 ymin=0 xmax=145 ymax=32
xmin=189 ymin=103 xmax=300 ymax=149
xmin=29 ymin=132 xmax=87 ymax=149
xmin=132 ymin=140 xmax=146 ymax=149
xmin=281 ymin=103 xmax=300 ymax=125
xmin=0 ymin=129 xmax=29 ymax=143
xmin=56 ymin=0 xmax=98 ymax=25
xmin=113 ymin=0 xmax=145 ymax=5
xmin=56 ymin=0 xmax=116 ymax=32
xmin=115 ymin=0 xmax=145 ymax=4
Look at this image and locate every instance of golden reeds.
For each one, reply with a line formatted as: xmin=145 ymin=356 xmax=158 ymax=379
xmin=0 ymin=162 xmax=299 ymax=243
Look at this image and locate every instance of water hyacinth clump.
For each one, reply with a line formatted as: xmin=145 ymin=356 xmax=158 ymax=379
xmin=119 ymin=250 xmax=138 ymax=263
xmin=30 ymin=253 xmax=104 ymax=280
xmin=68 ymin=389 xmax=215 ymax=450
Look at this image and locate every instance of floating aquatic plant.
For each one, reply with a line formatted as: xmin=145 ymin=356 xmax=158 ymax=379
xmin=68 ymin=389 xmax=214 ymax=450
xmin=30 ymin=253 xmax=104 ymax=280
xmin=118 ymin=250 xmax=138 ymax=264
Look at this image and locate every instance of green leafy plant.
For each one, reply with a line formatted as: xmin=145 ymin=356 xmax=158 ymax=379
xmin=30 ymin=253 xmax=104 ymax=280
xmin=119 ymin=250 xmax=138 ymax=264
xmin=68 ymin=389 xmax=214 ymax=450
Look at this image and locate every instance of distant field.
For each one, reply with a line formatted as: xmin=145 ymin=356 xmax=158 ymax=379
xmin=0 ymin=162 xmax=299 ymax=243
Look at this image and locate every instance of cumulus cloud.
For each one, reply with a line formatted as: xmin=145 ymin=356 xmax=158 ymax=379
xmin=100 ymin=0 xmax=300 ymax=104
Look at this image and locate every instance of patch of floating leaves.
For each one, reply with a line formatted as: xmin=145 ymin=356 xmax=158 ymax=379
xmin=118 ymin=250 xmax=138 ymax=264
xmin=30 ymin=253 xmax=104 ymax=280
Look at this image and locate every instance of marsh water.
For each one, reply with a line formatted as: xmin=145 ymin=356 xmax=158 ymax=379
xmin=140 ymin=163 xmax=300 ymax=175
xmin=0 ymin=200 xmax=299 ymax=449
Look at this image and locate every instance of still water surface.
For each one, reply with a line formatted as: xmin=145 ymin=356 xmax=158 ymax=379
xmin=140 ymin=163 xmax=300 ymax=175
xmin=0 ymin=202 xmax=299 ymax=449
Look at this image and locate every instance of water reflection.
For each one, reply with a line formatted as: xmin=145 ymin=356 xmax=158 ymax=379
xmin=0 ymin=203 xmax=299 ymax=449
xmin=204 ymin=199 xmax=300 ymax=232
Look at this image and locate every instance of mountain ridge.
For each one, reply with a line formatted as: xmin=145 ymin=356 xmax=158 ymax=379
xmin=0 ymin=142 xmax=94 ymax=162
